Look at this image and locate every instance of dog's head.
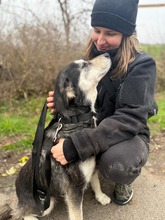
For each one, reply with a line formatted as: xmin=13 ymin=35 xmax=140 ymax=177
xmin=54 ymin=53 xmax=111 ymax=118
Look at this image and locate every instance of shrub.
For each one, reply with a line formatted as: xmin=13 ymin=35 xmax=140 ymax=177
xmin=0 ymin=22 xmax=83 ymax=102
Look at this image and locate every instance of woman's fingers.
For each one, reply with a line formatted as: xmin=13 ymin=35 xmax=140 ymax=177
xmin=47 ymin=91 xmax=55 ymax=112
xmin=47 ymin=96 xmax=54 ymax=103
xmin=47 ymin=102 xmax=55 ymax=108
xmin=49 ymin=91 xmax=54 ymax=97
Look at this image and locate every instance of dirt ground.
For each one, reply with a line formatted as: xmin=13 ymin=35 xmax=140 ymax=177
xmin=0 ymin=131 xmax=165 ymax=193
xmin=0 ymin=132 xmax=165 ymax=220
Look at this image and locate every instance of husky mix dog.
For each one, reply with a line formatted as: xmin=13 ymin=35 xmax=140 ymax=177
xmin=12 ymin=53 xmax=111 ymax=220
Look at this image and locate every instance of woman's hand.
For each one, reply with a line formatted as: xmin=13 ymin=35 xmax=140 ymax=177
xmin=51 ymin=139 xmax=69 ymax=165
xmin=47 ymin=91 xmax=55 ymax=113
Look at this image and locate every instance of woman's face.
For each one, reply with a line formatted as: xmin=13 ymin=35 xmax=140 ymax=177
xmin=91 ymin=26 xmax=123 ymax=52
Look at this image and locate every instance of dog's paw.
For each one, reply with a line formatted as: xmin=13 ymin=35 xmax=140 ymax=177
xmin=96 ymin=193 xmax=111 ymax=205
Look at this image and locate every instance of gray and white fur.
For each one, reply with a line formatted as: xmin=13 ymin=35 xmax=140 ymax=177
xmin=12 ymin=53 xmax=112 ymax=220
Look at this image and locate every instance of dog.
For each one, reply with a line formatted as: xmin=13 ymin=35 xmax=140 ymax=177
xmin=12 ymin=53 xmax=111 ymax=220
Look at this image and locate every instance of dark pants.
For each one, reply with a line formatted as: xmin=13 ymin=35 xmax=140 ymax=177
xmin=98 ymin=136 xmax=149 ymax=185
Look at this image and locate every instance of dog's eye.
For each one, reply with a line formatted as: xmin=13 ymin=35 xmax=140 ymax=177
xmin=82 ymin=62 xmax=88 ymax=68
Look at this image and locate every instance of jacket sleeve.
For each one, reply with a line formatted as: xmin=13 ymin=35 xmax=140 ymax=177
xmin=70 ymin=54 xmax=157 ymax=161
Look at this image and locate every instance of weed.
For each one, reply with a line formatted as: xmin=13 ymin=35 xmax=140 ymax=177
xmin=0 ymin=95 xmax=164 ymax=151
xmin=148 ymin=93 xmax=165 ymax=135
xmin=0 ymin=97 xmax=52 ymax=151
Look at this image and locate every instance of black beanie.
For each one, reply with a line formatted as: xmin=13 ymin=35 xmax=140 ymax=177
xmin=91 ymin=0 xmax=139 ymax=36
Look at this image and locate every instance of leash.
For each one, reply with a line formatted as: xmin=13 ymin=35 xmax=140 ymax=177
xmin=32 ymin=100 xmax=51 ymax=213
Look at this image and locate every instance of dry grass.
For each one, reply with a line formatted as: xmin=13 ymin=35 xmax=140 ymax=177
xmin=0 ymin=22 xmax=83 ymax=102
xmin=0 ymin=22 xmax=164 ymax=103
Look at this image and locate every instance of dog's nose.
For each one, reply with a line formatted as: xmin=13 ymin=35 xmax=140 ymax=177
xmin=104 ymin=53 xmax=110 ymax=58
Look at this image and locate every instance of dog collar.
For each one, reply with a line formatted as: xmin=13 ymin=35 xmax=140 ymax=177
xmin=60 ymin=111 xmax=95 ymax=124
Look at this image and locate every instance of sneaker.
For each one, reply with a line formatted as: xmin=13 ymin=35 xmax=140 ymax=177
xmin=113 ymin=183 xmax=133 ymax=205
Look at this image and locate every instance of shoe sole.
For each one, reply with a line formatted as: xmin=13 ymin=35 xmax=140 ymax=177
xmin=113 ymin=189 xmax=134 ymax=205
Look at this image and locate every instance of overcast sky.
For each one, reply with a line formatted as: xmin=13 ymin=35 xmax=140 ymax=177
xmin=137 ymin=0 xmax=165 ymax=44
xmin=0 ymin=0 xmax=165 ymax=44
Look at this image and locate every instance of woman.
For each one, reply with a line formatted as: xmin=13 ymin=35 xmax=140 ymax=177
xmin=47 ymin=0 xmax=157 ymax=205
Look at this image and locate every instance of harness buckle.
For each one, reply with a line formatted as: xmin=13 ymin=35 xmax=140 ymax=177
xmin=37 ymin=189 xmax=46 ymax=202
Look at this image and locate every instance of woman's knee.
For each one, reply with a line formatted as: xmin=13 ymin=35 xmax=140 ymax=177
xmin=98 ymin=154 xmax=141 ymax=184
xmin=98 ymin=136 xmax=149 ymax=184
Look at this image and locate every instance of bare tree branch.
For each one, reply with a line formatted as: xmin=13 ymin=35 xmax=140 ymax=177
xmin=56 ymin=0 xmax=92 ymax=48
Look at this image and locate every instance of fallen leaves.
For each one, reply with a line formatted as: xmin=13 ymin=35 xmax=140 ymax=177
xmin=1 ymin=155 xmax=29 ymax=177
xmin=18 ymin=156 xmax=29 ymax=166
xmin=2 ymin=167 xmax=17 ymax=176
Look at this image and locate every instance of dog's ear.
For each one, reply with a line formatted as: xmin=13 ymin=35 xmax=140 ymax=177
xmin=62 ymin=78 xmax=75 ymax=107
xmin=54 ymin=77 xmax=75 ymax=117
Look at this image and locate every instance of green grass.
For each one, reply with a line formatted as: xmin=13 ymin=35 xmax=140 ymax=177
xmin=148 ymin=94 xmax=165 ymax=135
xmin=141 ymin=44 xmax=165 ymax=59
xmin=3 ymin=137 xmax=34 ymax=151
xmin=0 ymin=116 xmax=30 ymax=135
xmin=0 ymin=93 xmax=164 ymax=152
xmin=0 ymin=97 xmax=52 ymax=151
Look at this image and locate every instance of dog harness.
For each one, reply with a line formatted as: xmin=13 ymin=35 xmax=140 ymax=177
xmin=32 ymin=101 xmax=95 ymax=214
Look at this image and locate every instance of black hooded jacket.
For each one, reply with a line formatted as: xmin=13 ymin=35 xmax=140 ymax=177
xmin=63 ymin=50 xmax=157 ymax=162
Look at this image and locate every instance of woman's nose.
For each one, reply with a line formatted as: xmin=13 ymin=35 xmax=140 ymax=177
xmin=97 ymin=34 xmax=106 ymax=45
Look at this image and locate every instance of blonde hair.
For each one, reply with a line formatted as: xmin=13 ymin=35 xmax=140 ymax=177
xmin=83 ymin=34 xmax=141 ymax=79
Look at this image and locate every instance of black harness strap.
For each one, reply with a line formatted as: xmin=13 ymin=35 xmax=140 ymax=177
xmin=61 ymin=111 xmax=94 ymax=124
xmin=32 ymin=100 xmax=51 ymax=213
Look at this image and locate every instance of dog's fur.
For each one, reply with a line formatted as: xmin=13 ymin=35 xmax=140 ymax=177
xmin=12 ymin=53 xmax=111 ymax=220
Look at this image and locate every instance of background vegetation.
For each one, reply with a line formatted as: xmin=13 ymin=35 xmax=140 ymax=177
xmin=0 ymin=0 xmax=165 ymax=151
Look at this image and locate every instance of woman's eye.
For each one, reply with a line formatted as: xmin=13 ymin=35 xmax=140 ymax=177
xmin=106 ymin=32 xmax=115 ymax=36
xmin=94 ymin=29 xmax=100 ymax=34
